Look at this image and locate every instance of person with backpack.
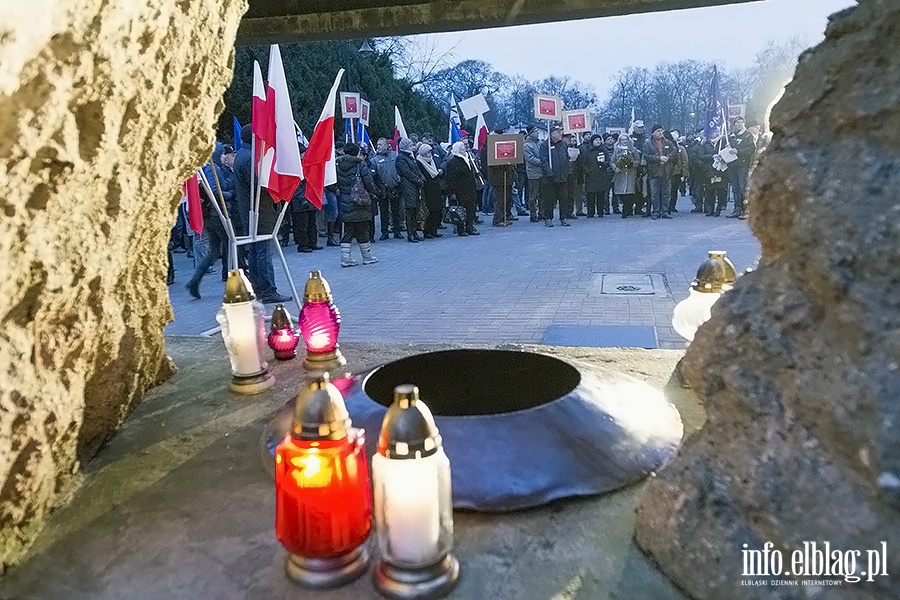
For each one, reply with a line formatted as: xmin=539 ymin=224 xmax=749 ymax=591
xmin=336 ymin=143 xmax=379 ymax=266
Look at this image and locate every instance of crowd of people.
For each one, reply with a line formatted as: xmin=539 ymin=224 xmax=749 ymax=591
xmin=169 ymin=115 xmax=767 ymax=302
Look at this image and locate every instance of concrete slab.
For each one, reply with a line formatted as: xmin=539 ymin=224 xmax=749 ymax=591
xmin=0 ymin=338 xmax=702 ymax=600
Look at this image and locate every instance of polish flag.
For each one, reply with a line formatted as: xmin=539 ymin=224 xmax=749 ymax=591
xmin=475 ymin=112 xmax=488 ymax=151
xmin=260 ymin=44 xmax=303 ymax=203
xmin=251 ymin=61 xmax=274 ymax=168
xmin=394 ymin=106 xmax=408 ymax=142
xmin=302 ymin=69 xmax=344 ymax=210
xmin=183 ymin=173 xmax=203 ymax=235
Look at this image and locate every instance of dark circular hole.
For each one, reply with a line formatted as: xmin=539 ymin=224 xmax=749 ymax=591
xmin=362 ymin=350 xmax=581 ymax=416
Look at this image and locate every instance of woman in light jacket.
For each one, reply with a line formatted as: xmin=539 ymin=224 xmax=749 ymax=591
xmin=612 ymin=134 xmax=640 ymax=218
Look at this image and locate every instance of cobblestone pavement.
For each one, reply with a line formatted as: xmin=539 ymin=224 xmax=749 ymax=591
xmin=166 ymin=195 xmax=760 ymax=349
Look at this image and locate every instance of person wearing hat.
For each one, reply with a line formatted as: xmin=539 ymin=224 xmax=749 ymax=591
xmin=395 ymin=137 xmax=425 ymax=242
xmin=630 ymin=121 xmax=650 ymax=216
xmin=582 ymin=134 xmax=613 ymax=218
xmin=538 ymin=125 xmax=572 ymax=227
xmin=641 ymin=124 xmax=678 ymax=220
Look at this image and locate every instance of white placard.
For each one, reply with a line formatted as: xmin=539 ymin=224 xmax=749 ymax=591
xmin=457 ymin=93 xmax=490 ymax=121
xmin=360 ymin=99 xmax=371 ymax=126
xmin=340 ymin=92 xmax=361 ymax=119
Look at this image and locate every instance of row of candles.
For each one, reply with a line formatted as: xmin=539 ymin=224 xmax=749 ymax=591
xmin=275 ymin=376 xmax=459 ymax=598
xmin=214 ymin=252 xmax=737 ymax=598
xmin=216 ymin=270 xmax=458 ymax=597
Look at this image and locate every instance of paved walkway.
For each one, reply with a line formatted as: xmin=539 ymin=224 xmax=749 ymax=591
xmin=166 ymin=196 xmax=760 ymax=349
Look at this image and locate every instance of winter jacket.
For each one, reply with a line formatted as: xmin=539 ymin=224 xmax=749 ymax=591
xmin=612 ymin=145 xmax=639 ymax=195
xmin=642 ymin=137 xmax=679 ymax=179
xmin=728 ymin=129 xmax=756 ymax=169
xmin=370 ymin=151 xmax=399 ymax=190
xmin=699 ymin=141 xmax=729 ymax=187
xmin=582 ymin=146 xmax=614 ymax=193
xmin=672 ymin=144 xmax=689 ymax=177
xmin=418 ymin=162 xmax=444 ymax=212
xmin=395 ymin=151 xmax=424 ymax=212
xmin=202 ymin=143 xmax=236 ymax=211
xmin=539 ymin=141 xmax=571 ymax=183
xmin=336 ymin=154 xmax=378 ymax=222
xmin=290 ymin=180 xmax=316 ymax=212
xmin=444 ymin=155 xmax=479 ymax=207
xmin=232 ymin=145 xmax=278 ymax=236
xmin=524 ymin=138 xmax=544 ymax=180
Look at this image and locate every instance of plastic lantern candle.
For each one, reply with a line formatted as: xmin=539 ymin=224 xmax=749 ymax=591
xmin=672 ymin=250 xmax=737 ymax=342
xmin=373 ymin=384 xmax=459 ymax=600
xmin=216 ymin=269 xmax=274 ymax=394
xmin=274 ymin=373 xmax=372 ymax=588
xmin=268 ymin=304 xmax=300 ymax=361
xmin=298 ymin=271 xmax=347 ymax=372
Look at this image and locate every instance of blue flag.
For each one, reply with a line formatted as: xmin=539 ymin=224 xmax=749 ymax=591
xmin=344 ymin=118 xmax=354 ymax=144
xmin=233 ymin=117 xmax=242 ymax=151
xmin=704 ymin=66 xmax=726 ymax=141
xmin=356 ymin=122 xmax=372 ymax=150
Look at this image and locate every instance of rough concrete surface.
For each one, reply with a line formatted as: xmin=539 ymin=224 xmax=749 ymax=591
xmin=0 ymin=337 xmax=701 ymax=600
xmin=635 ymin=1 xmax=900 ymax=598
xmin=0 ymin=0 xmax=247 ymax=570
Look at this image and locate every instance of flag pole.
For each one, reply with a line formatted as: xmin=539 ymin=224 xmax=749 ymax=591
xmin=252 ymin=140 xmax=267 ymax=240
xmin=209 ymin=160 xmax=231 ymax=221
xmin=547 ymin=119 xmax=552 ymax=170
xmin=197 ymin=168 xmax=239 ymax=272
xmin=249 ymin=134 xmax=256 ymax=239
xmin=270 ymin=202 xmax=303 ymax=317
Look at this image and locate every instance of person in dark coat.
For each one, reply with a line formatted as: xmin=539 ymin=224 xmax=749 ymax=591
xmin=581 ymin=134 xmax=613 ymax=218
xmin=232 ymin=127 xmax=290 ymax=303
xmin=699 ymin=136 xmax=729 ymax=217
xmin=538 ymin=125 xmax=572 ymax=227
xmin=642 ymin=124 xmax=678 ymax=220
xmin=395 ymin=138 xmax=425 ymax=243
xmin=335 ymin=143 xmax=379 ymax=266
xmin=416 ymin=144 xmax=444 ymax=238
xmin=443 ymin=141 xmax=480 ymax=236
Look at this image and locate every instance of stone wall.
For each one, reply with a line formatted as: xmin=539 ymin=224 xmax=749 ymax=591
xmin=0 ymin=0 xmax=246 ymax=570
xmin=635 ymin=1 xmax=900 ymax=598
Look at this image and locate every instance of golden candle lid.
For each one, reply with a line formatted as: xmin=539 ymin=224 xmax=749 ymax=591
xmin=691 ymin=251 xmax=737 ymax=293
xmin=304 ymin=271 xmax=333 ymax=303
xmin=292 ymin=373 xmax=350 ymax=440
xmin=223 ymin=269 xmax=256 ymax=303
xmin=378 ymin=384 xmax=442 ymax=459
xmin=270 ymin=304 xmax=293 ymax=331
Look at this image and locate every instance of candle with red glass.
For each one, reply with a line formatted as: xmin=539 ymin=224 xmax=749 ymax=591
xmin=268 ymin=304 xmax=300 ymax=361
xmin=298 ymin=271 xmax=347 ymax=372
xmin=274 ymin=373 xmax=372 ymax=588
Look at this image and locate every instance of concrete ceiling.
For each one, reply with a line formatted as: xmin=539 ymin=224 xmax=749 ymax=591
xmin=237 ymin=0 xmax=761 ymax=45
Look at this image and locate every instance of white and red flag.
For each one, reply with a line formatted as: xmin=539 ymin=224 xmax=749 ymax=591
xmin=257 ymin=45 xmax=303 ymax=203
xmin=251 ymin=60 xmax=274 ymax=168
xmin=474 ymin=112 xmax=488 ymax=151
xmin=302 ymin=69 xmax=344 ymax=210
xmin=183 ymin=174 xmax=203 ymax=235
xmin=394 ymin=105 xmax=408 ymax=142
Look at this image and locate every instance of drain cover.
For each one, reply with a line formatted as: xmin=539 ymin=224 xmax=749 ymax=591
xmin=600 ymin=274 xmax=655 ymax=295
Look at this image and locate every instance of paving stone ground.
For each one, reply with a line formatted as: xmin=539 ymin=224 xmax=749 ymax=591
xmin=166 ymin=195 xmax=760 ymax=349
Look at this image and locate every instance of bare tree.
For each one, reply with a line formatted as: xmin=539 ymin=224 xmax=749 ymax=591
xmin=373 ymin=35 xmax=459 ymax=89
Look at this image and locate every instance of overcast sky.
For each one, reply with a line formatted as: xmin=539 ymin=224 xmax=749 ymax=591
xmin=409 ymin=0 xmax=855 ymax=98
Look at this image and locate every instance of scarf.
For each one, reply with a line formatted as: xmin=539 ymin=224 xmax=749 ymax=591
xmin=416 ymin=144 xmax=440 ymax=178
xmin=451 ymin=141 xmax=473 ymax=170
